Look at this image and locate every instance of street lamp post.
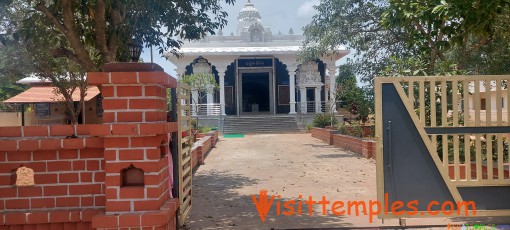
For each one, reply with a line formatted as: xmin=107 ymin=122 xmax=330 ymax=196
xmin=127 ymin=42 xmax=143 ymax=62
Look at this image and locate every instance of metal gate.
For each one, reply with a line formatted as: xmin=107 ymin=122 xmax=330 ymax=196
xmin=375 ymin=76 xmax=510 ymax=219
xmin=177 ymin=84 xmax=193 ymax=224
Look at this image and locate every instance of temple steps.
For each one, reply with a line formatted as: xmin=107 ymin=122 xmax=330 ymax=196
xmin=222 ymin=115 xmax=301 ymax=134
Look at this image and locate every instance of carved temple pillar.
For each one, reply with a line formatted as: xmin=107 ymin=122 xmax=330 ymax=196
xmin=289 ymin=70 xmax=297 ymax=114
xmin=216 ymin=66 xmax=227 ymax=116
xmin=315 ymin=86 xmax=322 ymax=113
xmin=327 ymin=64 xmax=338 ymax=113
xmin=299 ymin=87 xmax=307 ymax=114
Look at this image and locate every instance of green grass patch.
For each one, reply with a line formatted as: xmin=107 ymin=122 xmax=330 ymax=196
xmin=224 ymin=134 xmax=244 ymax=138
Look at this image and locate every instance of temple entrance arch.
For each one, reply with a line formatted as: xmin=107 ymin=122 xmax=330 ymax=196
xmin=236 ymin=57 xmax=275 ymax=115
xmin=238 ymin=69 xmax=273 ymax=115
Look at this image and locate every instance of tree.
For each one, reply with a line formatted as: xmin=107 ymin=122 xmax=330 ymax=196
xmin=1 ymin=0 xmax=235 ymax=72
xmin=0 ymin=0 xmax=234 ymax=124
xmin=302 ymin=0 xmax=411 ymax=89
xmin=0 ymin=42 xmax=32 ymax=101
xmin=336 ymin=63 xmax=370 ymax=124
xmin=179 ymin=73 xmax=219 ymax=127
xmin=302 ymin=0 xmax=510 ymax=88
xmin=381 ymin=0 xmax=510 ymax=73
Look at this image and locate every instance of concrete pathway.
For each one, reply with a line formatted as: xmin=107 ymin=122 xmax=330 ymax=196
xmin=185 ymin=134 xmax=510 ymax=229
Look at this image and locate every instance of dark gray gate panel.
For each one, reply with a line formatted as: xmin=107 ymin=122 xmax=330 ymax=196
xmin=382 ymin=83 xmax=455 ymax=211
xmin=458 ymin=187 xmax=510 ymax=210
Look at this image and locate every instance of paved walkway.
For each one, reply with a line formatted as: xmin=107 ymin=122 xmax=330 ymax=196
xmin=185 ymin=134 xmax=509 ymax=229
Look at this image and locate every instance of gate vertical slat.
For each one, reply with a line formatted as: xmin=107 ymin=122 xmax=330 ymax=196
xmin=409 ymin=81 xmax=414 ymax=108
xmin=465 ymin=133 xmax=471 ymax=180
xmin=496 ymin=80 xmax=502 ymax=124
xmin=452 ymin=81 xmax=459 ymax=126
xmin=177 ymin=84 xmax=193 ymax=225
xmin=476 ymin=134 xmax=483 ymax=181
xmin=374 ymin=77 xmax=385 ymax=214
xmin=498 ymin=133 xmax=504 ymax=180
xmin=463 ymin=81 xmax=471 ymax=180
xmin=441 ymin=81 xmax=448 ymax=166
xmin=486 ymin=80 xmax=492 ymax=126
xmin=431 ymin=81 xmax=437 ymax=154
xmin=507 ymin=79 xmax=510 ymax=126
xmin=507 ymin=82 xmax=510 ymax=180
xmin=419 ymin=81 xmax=425 ymax=125
xmin=496 ymin=80 xmax=504 ymax=180
xmin=452 ymin=81 xmax=460 ymax=180
xmin=486 ymin=80 xmax=494 ymax=180
xmin=474 ymin=80 xmax=483 ymax=181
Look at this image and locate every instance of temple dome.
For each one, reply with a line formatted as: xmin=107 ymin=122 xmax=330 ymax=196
xmin=237 ymin=0 xmax=261 ymax=20
xmin=237 ymin=0 xmax=264 ymax=35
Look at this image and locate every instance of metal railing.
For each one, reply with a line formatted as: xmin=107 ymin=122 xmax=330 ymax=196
xmin=191 ymin=103 xmax=221 ymax=116
xmin=0 ymin=103 xmax=23 ymax=112
xmin=296 ymin=101 xmax=332 ymax=114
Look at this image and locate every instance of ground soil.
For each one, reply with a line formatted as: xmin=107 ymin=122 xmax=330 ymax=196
xmin=185 ymin=134 xmax=510 ymax=229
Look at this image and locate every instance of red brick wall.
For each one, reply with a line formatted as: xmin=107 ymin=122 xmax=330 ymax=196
xmin=310 ymin=128 xmax=337 ymax=145
xmin=0 ymin=126 xmax=106 ymax=214
xmin=0 ymin=64 xmax=180 ymax=229
xmin=192 ymin=148 xmax=199 ymax=169
xmin=206 ymin=130 xmax=219 ymax=147
xmin=192 ymin=130 xmax=219 ymax=168
xmin=332 ymin=134 xmax=375 ymax=159
xmin=311 ymin=128 xmax=376 ymax=159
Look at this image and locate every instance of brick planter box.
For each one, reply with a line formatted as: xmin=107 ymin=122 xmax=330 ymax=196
xmin=205 ymin=130 xmax=219 ymax=147
xmin=343 ymin=125 xmax=375 ymax=138
xmin=332 ymin=134 xmax=376 ymax=159
xmin=310 ymin=127 xmax=338 ymax=145
xmin=311 ymin=127 xmax=376 ymax=159
xmin=191 ymin=130 xmax=219 ymax=168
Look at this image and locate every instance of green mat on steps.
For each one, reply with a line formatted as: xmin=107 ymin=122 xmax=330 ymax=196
xmin=224 ymin=134 xmax=244 ymax=138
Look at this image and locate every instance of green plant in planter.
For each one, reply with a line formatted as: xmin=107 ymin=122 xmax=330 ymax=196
xmin=338 ymin=122 xmax=346 ymax=134
xmin=199 ymin=126 xmax=212 ymax=134
xmin=312 ymin=113 xmax=338 ymax=128
xmin=338 ymin=121 xmax=364 ymax=138
xmin=191 ymin=119 xmax=198 ymax=129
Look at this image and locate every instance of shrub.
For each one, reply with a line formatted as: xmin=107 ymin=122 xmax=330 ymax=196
xmin=199 ymin=126 xmax=212 ymax=134
xmin=338 ymin=121 xmax=365 ymax=138
xmin=312 ymin=113 xmax=338 ymax=128
xmin=191 ymin=119 xmax=198 ymax=129
xmin=305 ymin=123 xmax=313 ymax=131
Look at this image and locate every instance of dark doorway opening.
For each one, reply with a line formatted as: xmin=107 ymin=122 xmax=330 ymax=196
xmin=242 ymin=73 xmax=270 ymax=113
xmin=306 ymin=88 xmax=315 ymax=113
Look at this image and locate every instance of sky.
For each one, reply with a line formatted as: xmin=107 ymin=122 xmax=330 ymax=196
xmin=139 ymin=0 xmax=321 ymax=77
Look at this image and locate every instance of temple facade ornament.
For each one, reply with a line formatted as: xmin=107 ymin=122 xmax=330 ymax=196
xmin=297 ymin=61 xmax=323 ymax=87
xmin=192 ymin=57 xmax=212 ymax=74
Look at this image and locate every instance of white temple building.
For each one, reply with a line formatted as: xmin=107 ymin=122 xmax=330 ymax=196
xmin=165 ymin=0 xmax=349 ymax=118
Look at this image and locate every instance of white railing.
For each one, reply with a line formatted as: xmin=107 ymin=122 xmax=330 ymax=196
xmin=191 ymin=103 xmax=221 ymax=116
xmin=296 ymin=101 xmax=332 ymax=114
xmin=321 ymin=102 xmax=333 ymax=113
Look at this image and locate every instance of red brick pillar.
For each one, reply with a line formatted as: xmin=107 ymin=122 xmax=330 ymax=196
xmin=88 ymin=63 xmax=178 ymax=229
